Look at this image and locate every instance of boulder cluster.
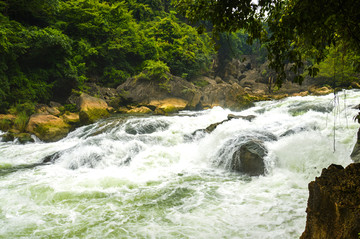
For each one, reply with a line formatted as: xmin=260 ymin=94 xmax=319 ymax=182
xmin=0 ymin=93 xmax=111 ymax=142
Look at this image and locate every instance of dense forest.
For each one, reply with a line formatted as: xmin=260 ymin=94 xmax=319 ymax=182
xmin=1 ymin=0 xmax=360 ymax=113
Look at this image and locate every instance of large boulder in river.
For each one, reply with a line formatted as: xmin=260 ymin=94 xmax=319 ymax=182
xmin=215 ymin=135 xmax=272 ymax=176
xmin=78 ymin=93 xmax=110 ymax=124
xmin=26 ymin=113 xmax=71 ymax=142
xmin=301 ymin=163 xmax=360 ymax=239
xmin=200 ymin=82 xmax=250 ymax=110
xmin=231 ymin=141 xmax=267 ymax=176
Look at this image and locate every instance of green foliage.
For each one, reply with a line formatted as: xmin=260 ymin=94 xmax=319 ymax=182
xmin=59 ymin=104 xmax=78 ymax=115
xmin=9 ymin=102 xmax=35 ymax=117
xmin=142 ymin=60 xmax=170 ymax=80
xmin=0 ymin=0 xmax=216 ymax=112
xmin=143 ymin=13 xmax=215 ymax=79
xmin=0 ymin=119 xmax=12 ymax=131
xmin=6 ymin=102 xmax=35 ymax=132
xmin=314 ymin=44 xmax=360 ymax=87
xmin=13 ymin=112 xmax=29 ymax=132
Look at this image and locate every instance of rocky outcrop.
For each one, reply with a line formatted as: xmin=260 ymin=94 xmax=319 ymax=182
xmin=26 ymin=113 xmax=71 ymax=142
xmin=117 ymin=75 xmax=200 ymax=109
xmin=78 ymin=93 xmax=110 ymax=124
xmin=231 ymin=141 xmax=267 ymax=176
xmin=301 ymin=163 xmax=360 ymax=239
xmin=350 ymin=128 xmax=360 ymax=163
xmin=117 ymin=75 xmax=254 ymax=112
xmin=115 ymin=61 xmax=330 ymax=114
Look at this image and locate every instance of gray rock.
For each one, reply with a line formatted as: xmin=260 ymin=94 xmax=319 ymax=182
xmin=214 ymin=134 xmax=270 ymax=176
xmin=231 ymin=141 xmax=267 ymax=176
xmin=227 ymin=114 xmax=256 ymax=121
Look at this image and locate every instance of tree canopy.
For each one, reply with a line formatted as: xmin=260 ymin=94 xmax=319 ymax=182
xmin=173 ymin=0 xmax=360 ymax=84
xmin=0 ymin=0 xmax=214 ymax=112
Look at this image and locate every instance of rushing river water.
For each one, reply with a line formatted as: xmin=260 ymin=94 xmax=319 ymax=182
xmin=1 ymin=91 xmax=359 ymax=238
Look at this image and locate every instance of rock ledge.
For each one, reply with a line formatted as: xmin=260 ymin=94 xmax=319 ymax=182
xmin=301 ymin=163 xmax=360 ymax=239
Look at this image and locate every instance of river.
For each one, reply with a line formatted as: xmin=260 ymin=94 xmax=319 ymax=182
xmin=0 ymin=90 xmax=359 ymax=238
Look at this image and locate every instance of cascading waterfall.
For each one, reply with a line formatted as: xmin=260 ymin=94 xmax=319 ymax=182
xmin=1 ymin=90 xmax=359 ymax=238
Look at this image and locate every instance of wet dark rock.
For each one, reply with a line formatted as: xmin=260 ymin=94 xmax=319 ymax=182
xmin=227 ymin=114 xmax=256 ymax=121
xmin=193 ymin=114 xmax=257 ymax=136
xmin=205 ymin=120 xmax=229 ymax=133
xmin=16 ymin=133 xmax=34 ymax=144
xmin=1 ymin=133 xmax=14 ymax=142
xmin=231 ymin=141 xmax=267 ymax=176
xmin=42 ymin=152 xmax=62 ymax=164
xmin=301 ymin=163 xmax=360 ymax=239
xmin=1 ymin=132 xmax=34 ymax=144
xmin=215 ymin=134 xmax=270 ymax=176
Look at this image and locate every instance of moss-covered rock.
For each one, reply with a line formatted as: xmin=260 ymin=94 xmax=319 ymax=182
xmin=148 ymin=98 xmax=188 ymax=114
xmin=1 ymin=132 xmax=34 ymax=144
xmin=78 ymin=93 xmax=110 ymax=124
xmin=26 ymin=113 xmax=71 ymax=142
xmin=1 ymin=133 xmax=14 ymax=142
xmin=61 ymin=112 xmax=80 ymax=126
xmin=16 ymin=133 xmax=34 ymax=144
xmin=0 ymin=114 xmax=16 ymax=131
xmin=127 ymin=106 xmax=153 ymax=114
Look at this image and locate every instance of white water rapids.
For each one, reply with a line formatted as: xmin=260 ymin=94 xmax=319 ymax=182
xmin=1 ymin=91 xmax=359 ymax=238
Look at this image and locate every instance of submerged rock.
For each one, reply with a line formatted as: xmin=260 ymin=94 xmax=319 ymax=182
xmin=42 ymin=152 xmax=62 ymax=163
xmin=301 ymin=163 xmax=360 ymax=239
xmin=231 ymin=141 xmax=267 ymax=176
xmin=125 ymin=119 xmax=169 ymax=135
